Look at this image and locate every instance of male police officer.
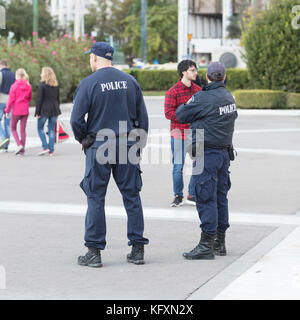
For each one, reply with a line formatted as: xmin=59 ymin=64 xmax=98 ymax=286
xmin=176 ymin=62 xmax=238 ymax=260
xmin=70 ymin=42 xmax=149 ymax=267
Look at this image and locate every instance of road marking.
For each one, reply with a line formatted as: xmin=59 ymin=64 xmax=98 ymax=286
xmin=0 ymin=201 xmax=300 ymax=225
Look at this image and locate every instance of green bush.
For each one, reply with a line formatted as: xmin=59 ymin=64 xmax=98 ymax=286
xmin=128 ymin=68 xmax=251 ymax=92
xmin=287 ymin=92 xmax=300 ymax=109
xmin=242 ymin=0 xmax=300 ymax=93
xmin=233 ymin=89 xmax=288 ymax=109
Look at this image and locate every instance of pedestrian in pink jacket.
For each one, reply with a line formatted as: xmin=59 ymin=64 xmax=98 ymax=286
xmin=5 ymin=68 xmax=32 ymax=155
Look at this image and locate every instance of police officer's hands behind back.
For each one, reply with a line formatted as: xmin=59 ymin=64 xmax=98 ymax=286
xmin=81 ymin=134 xmax=95 ymax=154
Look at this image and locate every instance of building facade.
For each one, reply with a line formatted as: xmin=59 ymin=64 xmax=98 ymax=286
xmin=178 ymin=0 xmax=269 ymax=67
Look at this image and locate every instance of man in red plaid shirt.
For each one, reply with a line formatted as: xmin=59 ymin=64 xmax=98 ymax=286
xmin=164 ymin=60 xmax=202 ymax=207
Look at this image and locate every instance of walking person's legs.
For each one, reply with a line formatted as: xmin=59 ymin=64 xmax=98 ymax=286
xmin=19 ymin=114 xmax=28 ymax=154
xmin=48 ymin=116 xmax=58 ymax=154
xmin=3 ymin=110 xmax=11 ymax=150
xmin=0 ymin=103 xmax=6 ymax=139
xmin=0 ymin=103 xmax=9 ymax=149
xmin=10 ymin=115 xmax=22 ymax=146
xmin=37 ymin=116 xmax=49 ymax=153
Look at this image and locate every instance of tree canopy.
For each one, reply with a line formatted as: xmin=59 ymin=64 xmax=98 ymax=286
xmin=242 ymin=0 xmax=300 ymax=92
xmin=0 ymin=0 xmax=54 ymax=41
xmin=84 ymin=0 xmax=178 ymax=63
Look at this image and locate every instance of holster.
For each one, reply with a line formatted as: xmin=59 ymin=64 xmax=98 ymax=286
xmin=228 ymin=145 xmax=236 ymax=161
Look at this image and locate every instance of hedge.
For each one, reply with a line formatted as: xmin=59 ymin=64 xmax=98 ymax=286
xmin=233 ymin=90 xmax=300 ymax=109
xmin=127 ymin=68 xmax=251 ymax=92
xmin=287 ymin=93 xmax=300 ymax=109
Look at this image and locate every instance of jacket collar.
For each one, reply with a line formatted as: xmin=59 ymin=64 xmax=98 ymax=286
xmin=203 ymin=81 xmax=225 ymax=91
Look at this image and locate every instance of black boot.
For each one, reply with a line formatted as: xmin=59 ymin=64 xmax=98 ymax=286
xmin=127 ymin=244 xmax=144 ymax=265
xmin=183 ymin=232 xmax=215 ymax=260
xmin=78 ymin=247 xmax=102 ymax=267
xmin=214 ymin=231 xmax=226 ymax=256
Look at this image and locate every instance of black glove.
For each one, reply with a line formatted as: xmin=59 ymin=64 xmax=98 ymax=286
xmin=81 ymin=134 xmax=95 ymax=153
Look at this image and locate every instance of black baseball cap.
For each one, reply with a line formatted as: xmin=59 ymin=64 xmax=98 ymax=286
xmin=207 ymin=62 xmax=226 ymax=81
xmin=84 ymin=42 xmax=114 ymax=61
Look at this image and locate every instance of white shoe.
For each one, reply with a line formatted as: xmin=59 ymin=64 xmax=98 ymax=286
xmin=37 ymin=149 xmax=50 ymax=156
xmin=0 ymin=138 xmax=9 ymax=149
xmin=15 ymin=145 xmax=24 ymax=155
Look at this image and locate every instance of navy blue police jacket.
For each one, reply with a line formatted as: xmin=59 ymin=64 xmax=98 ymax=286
xmin=176 ymin=81 xmax=238 ymax=149
xmin=70 ymin=67 xmax=148 ymax=145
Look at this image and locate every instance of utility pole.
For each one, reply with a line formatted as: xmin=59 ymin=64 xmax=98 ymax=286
xmin=140 ymin=0 xmax=148 ymax=63
xmin=74 ymin=0 xmax=81 ymax=40
xmin=33 ymin=0 xmax=38 ymax=36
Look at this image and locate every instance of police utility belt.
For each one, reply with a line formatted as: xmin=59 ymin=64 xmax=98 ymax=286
xmin=204 ymin=145 xmax=237 ymax=161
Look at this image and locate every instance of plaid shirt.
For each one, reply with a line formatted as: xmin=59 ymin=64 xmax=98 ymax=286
xmin=164 ymin=80 xmax=202 ymax=139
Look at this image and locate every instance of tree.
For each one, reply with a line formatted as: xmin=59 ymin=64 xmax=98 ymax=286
xmin=242 ymin=0 xmax=300 ymax=92
xmin=0 ymin=0 xmax=54 ymax=41
xmin=84 ymin=0 xmax=178 ymax=63
xmin=121 ymin=3 xmax=177 ymax=63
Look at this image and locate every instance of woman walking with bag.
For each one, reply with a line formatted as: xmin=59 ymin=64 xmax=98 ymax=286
xmin=5 ymin=68 xmax=32 ymax=155
xmin=35 ymin=67 xmax=61 ymax=156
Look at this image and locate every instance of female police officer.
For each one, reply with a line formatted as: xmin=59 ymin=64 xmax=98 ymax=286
xmin=70 ymin=42 xmax=149 ymax=267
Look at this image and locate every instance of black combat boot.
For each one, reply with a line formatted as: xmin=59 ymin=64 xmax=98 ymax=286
xmin=127 ymin=244 xmax=144 ymax=265
xmin=183 ymin=232 xmax=215 ymax=260
xmin=214 ymin=231 xmax=226 ymax=256
xmin=78 ymin=247 xmax=102 ymax=267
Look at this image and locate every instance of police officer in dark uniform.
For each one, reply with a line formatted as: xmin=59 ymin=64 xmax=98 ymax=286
xmin=70 ymin=42 xmax=149 ymax=267
xmin=176 ymin=62 xmax=238 ymax=260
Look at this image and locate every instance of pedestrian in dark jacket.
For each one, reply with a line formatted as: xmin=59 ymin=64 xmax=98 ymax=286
xmin=0 ymin=60 xmax=15 ymax=151
xmin=35 ymin=67 xmax=61 ymax=156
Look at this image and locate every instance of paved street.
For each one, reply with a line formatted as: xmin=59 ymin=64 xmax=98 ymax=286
xmin=0 ymin=97 xmax=300 ymax=299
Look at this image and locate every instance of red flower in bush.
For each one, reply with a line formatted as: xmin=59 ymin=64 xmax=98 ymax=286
xmin=52 ymin=51 xmax=57 ymax=55
xmin=32 ymin=32 xmax=38 ymax=36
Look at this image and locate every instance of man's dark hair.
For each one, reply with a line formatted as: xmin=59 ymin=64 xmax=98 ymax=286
xmin=177 ymin=60 xmax=197 ymax=78
xmin=0 ymin=60 xmax=8 ymax=67
xmin=207 ymin=72 xmax=224 ymax=82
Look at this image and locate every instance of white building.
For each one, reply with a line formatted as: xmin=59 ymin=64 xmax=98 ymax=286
xmin=50 ymin=0 xmax=96 ymax=29
xmin=178 ymin=0 xmax=268 ymax=68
